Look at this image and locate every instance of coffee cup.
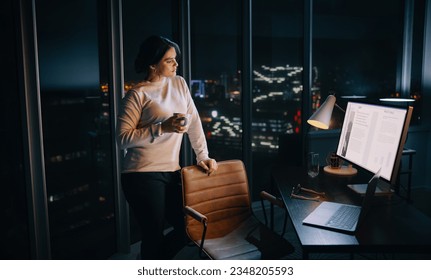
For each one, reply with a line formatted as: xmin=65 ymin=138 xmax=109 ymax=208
xmin=326 ymin=151 xmax=342 ymax=169
xmin=173 ymin=113 xmax=191 ymax=127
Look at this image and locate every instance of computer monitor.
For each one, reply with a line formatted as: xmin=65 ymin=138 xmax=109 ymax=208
xmin=336 ymin=101 xmax=413 ymax=185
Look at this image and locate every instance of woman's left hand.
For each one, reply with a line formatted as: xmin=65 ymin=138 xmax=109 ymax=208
xmin=198 ymin=158 xmax=218 ymax=176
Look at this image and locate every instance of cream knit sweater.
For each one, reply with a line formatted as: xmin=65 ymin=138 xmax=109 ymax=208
xmin=116 ymin=76 xmax=209 ymax=173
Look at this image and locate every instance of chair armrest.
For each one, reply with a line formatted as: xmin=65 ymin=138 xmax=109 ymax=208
xmin=184 ymin=206 xmax=208 ymax=258
xmin=184 ymin=206 xmax=208 ymax=224
xmin=259 ymin=191 xmax=288 ymax=236
xmin=260 ymin=191 xmax=285 ymax=209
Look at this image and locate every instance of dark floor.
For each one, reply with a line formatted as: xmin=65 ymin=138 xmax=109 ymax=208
xmin=110 ymin=186 xmax=431 ymax=260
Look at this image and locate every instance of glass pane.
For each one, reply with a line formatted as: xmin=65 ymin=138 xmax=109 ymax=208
xmin=190 ymin=0 xmax=243 ymax=161
xmin=0 ymin=0 xmax=31 ymax=259
xmin=36 ymin=0 xmax=116 ymax=259
xmin=252 ymin=0 xmax=304 ymax=192
xmin=313 ymin=0 xmax=404 ymax=129
xmin=121 ymin=0 xmax=175 ymax=244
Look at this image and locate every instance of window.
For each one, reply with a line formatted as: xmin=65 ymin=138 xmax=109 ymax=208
xmin=252 ymin=0 xmax=304 ymax=193
xmin=313 ymin=0 xmax=404 ymax=128
xmin=190 ymin=0 xmax=243 ymax=161
xmin=36 ymin=0 xmax=116 ymax=259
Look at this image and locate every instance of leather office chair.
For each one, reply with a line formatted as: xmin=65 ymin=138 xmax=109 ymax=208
xmin=181 ymin=159 xmax=292 ymax=260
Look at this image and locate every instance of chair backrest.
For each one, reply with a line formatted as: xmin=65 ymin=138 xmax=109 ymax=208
xmin=181 ymin=160 xmax=252 ymax=241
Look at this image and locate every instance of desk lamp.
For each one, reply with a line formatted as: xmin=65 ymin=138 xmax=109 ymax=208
xmin=307 ymin=95 xmax=346 ymax=129
xmin=307 ymin=95 xmax=357 ymax=176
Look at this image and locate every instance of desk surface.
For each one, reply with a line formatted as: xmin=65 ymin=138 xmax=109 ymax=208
xmin=271 ymin=165 xmax=431 ymax=256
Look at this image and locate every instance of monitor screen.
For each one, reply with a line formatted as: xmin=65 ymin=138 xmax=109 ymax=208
xmin=336 ymin=102 xmax=413 ymax=184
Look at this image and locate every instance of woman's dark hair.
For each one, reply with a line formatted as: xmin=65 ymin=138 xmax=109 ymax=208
xmin=134 ymin=35 xmax=181 ymax=77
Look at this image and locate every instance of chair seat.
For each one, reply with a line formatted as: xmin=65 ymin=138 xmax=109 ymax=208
xmin=197 ymin=216 xmax=261 ymax=260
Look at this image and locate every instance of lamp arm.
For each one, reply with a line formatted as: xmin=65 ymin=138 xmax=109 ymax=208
xmin=335 ymin=103 xmax=346 ymax=113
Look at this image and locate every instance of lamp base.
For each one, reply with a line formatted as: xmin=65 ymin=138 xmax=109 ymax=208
xmin=323 ymin=165 xmax=357 ymax=176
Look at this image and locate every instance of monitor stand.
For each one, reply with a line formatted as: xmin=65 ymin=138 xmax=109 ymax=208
xmin=347 ymin=179 xmax=393 ymax=197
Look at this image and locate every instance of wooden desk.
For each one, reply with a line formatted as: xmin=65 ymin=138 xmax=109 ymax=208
xmin=271 ymin=165 xmax=431 ymax=259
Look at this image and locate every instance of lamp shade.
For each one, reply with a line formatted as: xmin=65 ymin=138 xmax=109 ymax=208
xmin=307 ymin=95 xmax=336 ymax=129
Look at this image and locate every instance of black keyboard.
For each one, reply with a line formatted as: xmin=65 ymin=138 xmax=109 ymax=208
xmin=326 ymin=205 xmax=360 ymax=229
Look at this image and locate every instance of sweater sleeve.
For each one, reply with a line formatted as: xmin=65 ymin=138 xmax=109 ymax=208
xmin=180 ymin=78 xmax=210 ymax=162
xmin=116 ymin=90 xmax=158 ymax=149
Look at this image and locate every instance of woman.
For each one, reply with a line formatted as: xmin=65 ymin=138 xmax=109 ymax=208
xmin=117 ymin=35 xmax=218 ymax=259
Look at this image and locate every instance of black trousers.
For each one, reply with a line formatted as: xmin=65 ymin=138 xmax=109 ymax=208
xmin=121 ymin=171 xmax=186 ymax=259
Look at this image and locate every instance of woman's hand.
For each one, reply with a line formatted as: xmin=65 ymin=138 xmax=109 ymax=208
xmin=161 ymin=115 xmax=188 ymax=134
xmin=198 ymin=158 xmax=218 ymax=175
